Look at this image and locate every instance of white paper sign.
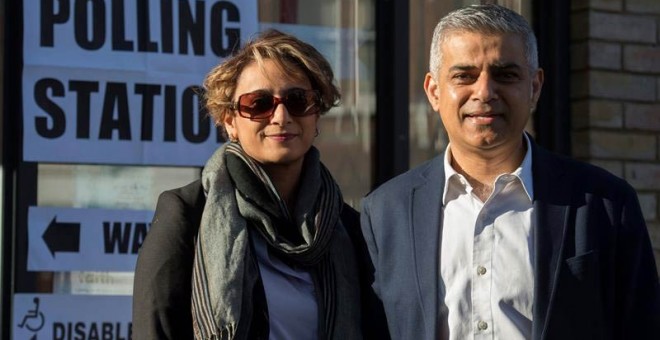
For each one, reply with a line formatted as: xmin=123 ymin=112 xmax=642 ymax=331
xmin=13 ymin=294 xmax=132 ymax=340
xmin=28 ymin=206 xmax=154 ymax=272
xmin=23 ymin=0 xmax=258 ymax=166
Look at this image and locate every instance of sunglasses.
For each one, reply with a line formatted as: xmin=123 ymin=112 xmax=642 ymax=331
xmin=230 ymin=89 xmax=322 ymax=120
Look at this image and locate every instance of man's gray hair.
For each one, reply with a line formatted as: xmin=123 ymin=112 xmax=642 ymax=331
xmin=429 ymin=4 xmax=538 ymax=76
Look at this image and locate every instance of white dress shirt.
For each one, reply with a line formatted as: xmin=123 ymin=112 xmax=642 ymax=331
xmin=440 ymin=135 xmax=535 ymax=340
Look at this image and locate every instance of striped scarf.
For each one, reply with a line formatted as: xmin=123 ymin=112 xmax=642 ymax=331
xmin=191 ymin=142 xmax=361 ymax=339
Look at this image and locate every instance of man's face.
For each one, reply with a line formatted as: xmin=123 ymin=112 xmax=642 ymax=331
xmin=424 ymin=31 xmax=543 ymax=155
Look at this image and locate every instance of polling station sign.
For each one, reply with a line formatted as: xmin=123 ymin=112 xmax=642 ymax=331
xmin=28 ymin=206 xmax=154 ymax=272
xmin=13 ymin=294 xmax=132 ymax=340
xmin=23 ymin=0 xmax=258 ymax=166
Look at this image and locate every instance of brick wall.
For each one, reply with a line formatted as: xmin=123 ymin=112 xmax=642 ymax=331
xmin=570 ymin=0 xmax=660 ymax=273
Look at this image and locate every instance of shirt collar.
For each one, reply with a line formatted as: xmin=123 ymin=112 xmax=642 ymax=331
xmin=442 ymin=146 xmax=461 ymax=205
xmin=442 ymin=133 xmax=534 ymax=204
xmin=517 ymin=133 xmax=534 ymax=200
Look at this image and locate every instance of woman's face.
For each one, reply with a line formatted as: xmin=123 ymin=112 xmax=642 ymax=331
xmin=224 ymin=59 xmax=319 ymax=172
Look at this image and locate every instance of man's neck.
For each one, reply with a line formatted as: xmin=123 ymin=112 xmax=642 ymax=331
xmin=449 ymin=138 xmax=526 ymax=201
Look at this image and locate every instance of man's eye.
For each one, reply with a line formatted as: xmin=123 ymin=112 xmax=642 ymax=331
xmin=452 ymin=73 xmax=475 ymax=83
xmin=495 ymin=72 xmax=520 ymax=82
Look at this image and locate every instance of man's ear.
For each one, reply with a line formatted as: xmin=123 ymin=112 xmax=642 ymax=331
xmin=424 ymin=73 xmax=441 ymax=112
xmin=530 ymin=68 xmax=544 ymax=110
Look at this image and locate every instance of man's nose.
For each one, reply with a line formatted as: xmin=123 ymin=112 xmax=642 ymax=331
xmin=472 ymin=74 xmax=498 ymax=102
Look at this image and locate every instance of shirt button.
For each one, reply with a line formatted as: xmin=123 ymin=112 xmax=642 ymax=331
xmin=477 ymin=266 xmax=487 ymax=275
xmin=478 ymin=320 xmax=488 ymax=331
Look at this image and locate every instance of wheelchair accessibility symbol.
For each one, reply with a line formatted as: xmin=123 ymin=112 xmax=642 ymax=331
xmin=18 ymin=297 xmax=45 ymax=336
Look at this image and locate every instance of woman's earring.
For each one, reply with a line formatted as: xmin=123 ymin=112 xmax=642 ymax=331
xmin=315 ymin=128 xmax=320 ymax=137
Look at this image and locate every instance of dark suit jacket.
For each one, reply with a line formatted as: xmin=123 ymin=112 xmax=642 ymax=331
xmin=360 ymin=141 xmax=660 ymax=340
xmin=132 ymin=179 xmax=384 ymax=339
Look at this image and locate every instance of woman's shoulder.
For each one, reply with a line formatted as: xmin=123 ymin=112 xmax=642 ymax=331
xmin=149 ymin=179 xmax=206 ymax=243
xmin=133 ymin=181 xmax=200 ymax=339
xmin=158 ymin=179 xmax=205 ymax=209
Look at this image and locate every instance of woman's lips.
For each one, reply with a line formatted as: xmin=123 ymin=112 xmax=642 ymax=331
xmin=267 ymin=133 xmax=297 ymax=141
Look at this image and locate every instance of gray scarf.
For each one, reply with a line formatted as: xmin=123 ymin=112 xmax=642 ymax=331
xmin=191 ymin=142 xmax=362 ymax=340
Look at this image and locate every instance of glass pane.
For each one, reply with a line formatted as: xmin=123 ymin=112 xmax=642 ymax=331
xmin=259 ymin=0 xmax=376 ymax=208
xmin=409 ymin=0 xmax=534 ymax=168
xmin=37 ymin=164 xmax=199 ymax=210
xmin=37 ymin=164 xmax=200 ymax=295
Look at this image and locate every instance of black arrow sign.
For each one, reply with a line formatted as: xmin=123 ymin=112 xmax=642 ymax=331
xmin=42 ymin=217 xmax=81 ymax=257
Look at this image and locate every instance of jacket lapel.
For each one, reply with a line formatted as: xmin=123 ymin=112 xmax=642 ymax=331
xmin=410 ymin=156 xmax=445 ymax=338
xmin=530 ymin=144 xmax=573 ymax=340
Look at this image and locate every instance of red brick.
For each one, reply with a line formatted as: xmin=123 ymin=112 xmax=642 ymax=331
xmin=572 ymin=100 xmax=623 ymax=129
xmin=571 ymin=41 xmax=621 ymax=70
xmin=589 ymin=71 xmax=656 ymax=101
xmin=590 ymin=132 xmax=656 ymax=160
xmin=571 ymin=0 xmax=623 ymax=11
xmin=624 ymin=45 xmax=660 ymax=73
xmin=589 ymin=12 xmax=656 ymax=43
xmin=571 ymin=132 xmax=655 ymax=162
xmin=638 ymin=193 xmax=658 ymax=221
xmin=589 ymin=159 xmax=624 ymax=177
xmin=649 ymin=224 xmax=660 ymax=276
xmin=626 ymin=163 xmax=660 ymax=190
xmin=626 ymin=0 xmax=660 ymax=14
xmin=625 ymin=103 xmax=660 ymax=131
xmin=648 ymin=222 xmax=660 ymax=251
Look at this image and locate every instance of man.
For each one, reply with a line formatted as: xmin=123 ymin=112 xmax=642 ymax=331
xmin=360 ymin=4 xmax=660 ymax=340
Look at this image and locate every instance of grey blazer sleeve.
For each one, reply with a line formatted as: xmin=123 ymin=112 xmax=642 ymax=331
xmin=132 ymin=180 xmax=204 ymax=340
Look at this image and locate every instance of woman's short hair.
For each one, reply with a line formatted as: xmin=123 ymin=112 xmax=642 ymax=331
xmin=204 ymin=29 xmax=340 ymax=128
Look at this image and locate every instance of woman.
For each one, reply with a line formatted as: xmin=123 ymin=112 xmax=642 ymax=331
xmin=132 ymin=29 xmax=366 ymax=339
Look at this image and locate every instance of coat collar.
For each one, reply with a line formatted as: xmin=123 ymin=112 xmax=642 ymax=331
xmin=530 ymin=142 xmax=572 ymax=340
xmin=410 ymin=155 xmax=445 ymax=338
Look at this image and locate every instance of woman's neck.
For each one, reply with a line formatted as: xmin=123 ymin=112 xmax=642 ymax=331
xmin=263 ymin=160 xmax=303 ymax=210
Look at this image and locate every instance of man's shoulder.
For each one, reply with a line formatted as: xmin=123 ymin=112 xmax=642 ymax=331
xmin=534 ymin=145 xmax=634 ymax=198
xmin=365 ymin=156 xmax=443 ymax=201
